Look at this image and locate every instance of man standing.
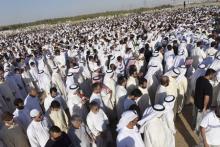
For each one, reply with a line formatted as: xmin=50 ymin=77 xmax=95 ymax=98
xmin=200 ymin=108 xmax=220 ymax=147
xmin=194 ymin=68 xmax=216 ymax=132
xmin=0 ymin=112 xmax=30 ymax=147
xmin=24 ymin=88 xmax=43 ymax=114
xmin=68 ymin=115 xmax=93 ymax=147
xmin=116 ymin=110 xmax=145 ymax=147
xmin=45 ymin=126 xmax=71 ymax=147
xmin=27 ymin=109 xmax=51 ymax=147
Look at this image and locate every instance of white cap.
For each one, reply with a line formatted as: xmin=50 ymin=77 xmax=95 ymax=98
xmin=164 ymin=95 xmax=175 ymax=102
xmin=180 ymin=65 xmax=186 ymax=68
xmin=173 ymin=68 xmax=180 ymax=75
xmin=67 ymin=72 xmax=73 ymax=76
xmin=106 ymin=69 xmax=113 ymax=74
xmin=38 ymin=70 xmax=44 ymax=74
xmin=153 ymin=104 xmax=165 ymax=111
xmin=30 ymin=109 xmax=40 ymax=118
xmin=198 ymin=64 xmax=206 ymax=69
xmin=69 ymin=84 xmax=79 ymax=93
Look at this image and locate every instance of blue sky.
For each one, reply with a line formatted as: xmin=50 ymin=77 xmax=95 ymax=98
xmin=0 ymin=0 xmax=185 ymax=26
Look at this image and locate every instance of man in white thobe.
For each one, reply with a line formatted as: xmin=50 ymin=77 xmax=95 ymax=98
xmin=27 ymin=109 xmax=51 ymax=147
xmin=51 ymin=66 xmax=67 ymax=99
xmin=155 ymin=76 xmax=169 ymax=105
xmin=126 ymin=65 xmax=138 ymax=94
xmin=200 ymin=109 xmax=220 ymax=147
xmin=86 ymin=101 xmax=112 ymax=147
xmin=116 ymin=110 xmax=145 ymax=147
xmin=191 ymin=42 xmax=206 ymax=69
xmin=67 ymin=84 xmax=88 ymax=122
xmin=37 ymin=70 xmax=52 ymax=95
xmin=138 ymin=104 xmax=168 ymax=147
xmin=47 ymin=100 xmax=69 ymax=133
xmin=162 ymin=96 xmax=176 ymax=147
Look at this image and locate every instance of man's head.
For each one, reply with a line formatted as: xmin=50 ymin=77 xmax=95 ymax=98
xmin=130 ymin=88 xmax=142 ymax=100
xmin=138 ymin=78 xmax=147 ymax=88
xmin=30 ymin=109 xmax=43 ymax=122
xmin=50 ymin=87 xmax=58 ymax=98
xmin=205 ymin=68 xmax=216 ymax=81
xmin=71 ymin=115 xmax=82 ymax=129
xmin=50 ymin=100 xmax=61 ymax=111
xmin=160 ymin=76 xmax=169 ymax=87
xmin=117 ymin=76 xmax=127 ymax=87
xmin=14 ymin=98 xmax=24 ymax=110
xmin=29 ymin=88 xmax=38 ymax=97
xmin=92 ymin=83 xmax=101 ymax=94
xmin=89 ymin=101 xmax=100 ymax=114
xmin=1 ymin=112 xmax=14 ymax=127
xmin=49 ymin=126 xmax=62 ymax=141
xmin=30 ymin=62 xmax=36 ymax=67
xmin=129 ymin=65 xmax=138 ymax=78
xmin=127 ymin=116 xmax=139 ymax=129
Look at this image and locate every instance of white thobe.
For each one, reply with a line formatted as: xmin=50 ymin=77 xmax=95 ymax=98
xmin=29 ymin=67 xmax=39 ymax=83
xmin=173 ymin=54 xmax=186 ymax=68
xmin=67 ymin=94 xmax=88 ymax=121
xmin=86 ymin=109 xmax=109 ymax=137
xmin=37 ymin=58 xmax=51 ymax=78
xmin=66 ymin=75 xmax=75 ymax=90
xmin=90 ymin=93 xmax=104 ymax=109
xmin=126 ymin=76 xmax=138 ymax=94
xmin=52 ymin=72 xmax=67 ymax=99
xmin=191 ymin=47 xmax=206 ymax=68
xmin=162 ymin=109 xmax=176 ymax=147
xmin=117 ymin=127 xmax=145 ymax=147
xmin=155 ymin=85 xmax=167 ymax=105
xmin=143 ymin=117 xmax=168 ymax=147
xmin=44 ymin=95 xmax=68 ymax=112
xmin=48 ymin=109 xmax=69 ymax=133
xmin=22 ymin=70 xmax=35 ymax=91
xmin=27 ymin=118 xmax=50 ymax=147
xmin=37 ymin=72 xmax=51 ymax=94
xmin=200 ymin=111 xmax=220 ymax=146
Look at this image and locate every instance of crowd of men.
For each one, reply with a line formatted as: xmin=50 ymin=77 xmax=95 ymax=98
xmin=0 ymin=5 xmax=220 ymax=147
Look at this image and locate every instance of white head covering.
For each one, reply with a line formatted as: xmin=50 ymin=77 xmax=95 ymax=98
xmin=116 ymin=110 xmax=138 ymax=131
xmin=38 ymin=70 xmax=44 ymax=74
xmin=52 ymin=66 xmax=59 ymax=72
xmin=30 ymin=109 xmax=40 ymax=118
xmin=92 ymin=76 xmax=102 ymax=83
xmin=164 ymin=68 xmax=180 ymax=78
xmin=163 ymin=95 xmax=175 ymax=110
xmin=73 ymin=65 xmax=80 ymax=73
xmin=177 ymin=65 xmax=187 ymax=82
xmin=138 ymin=104 xmax=165 ymax=133
xmin=68 ymin=84 xmax=79 ymax=93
